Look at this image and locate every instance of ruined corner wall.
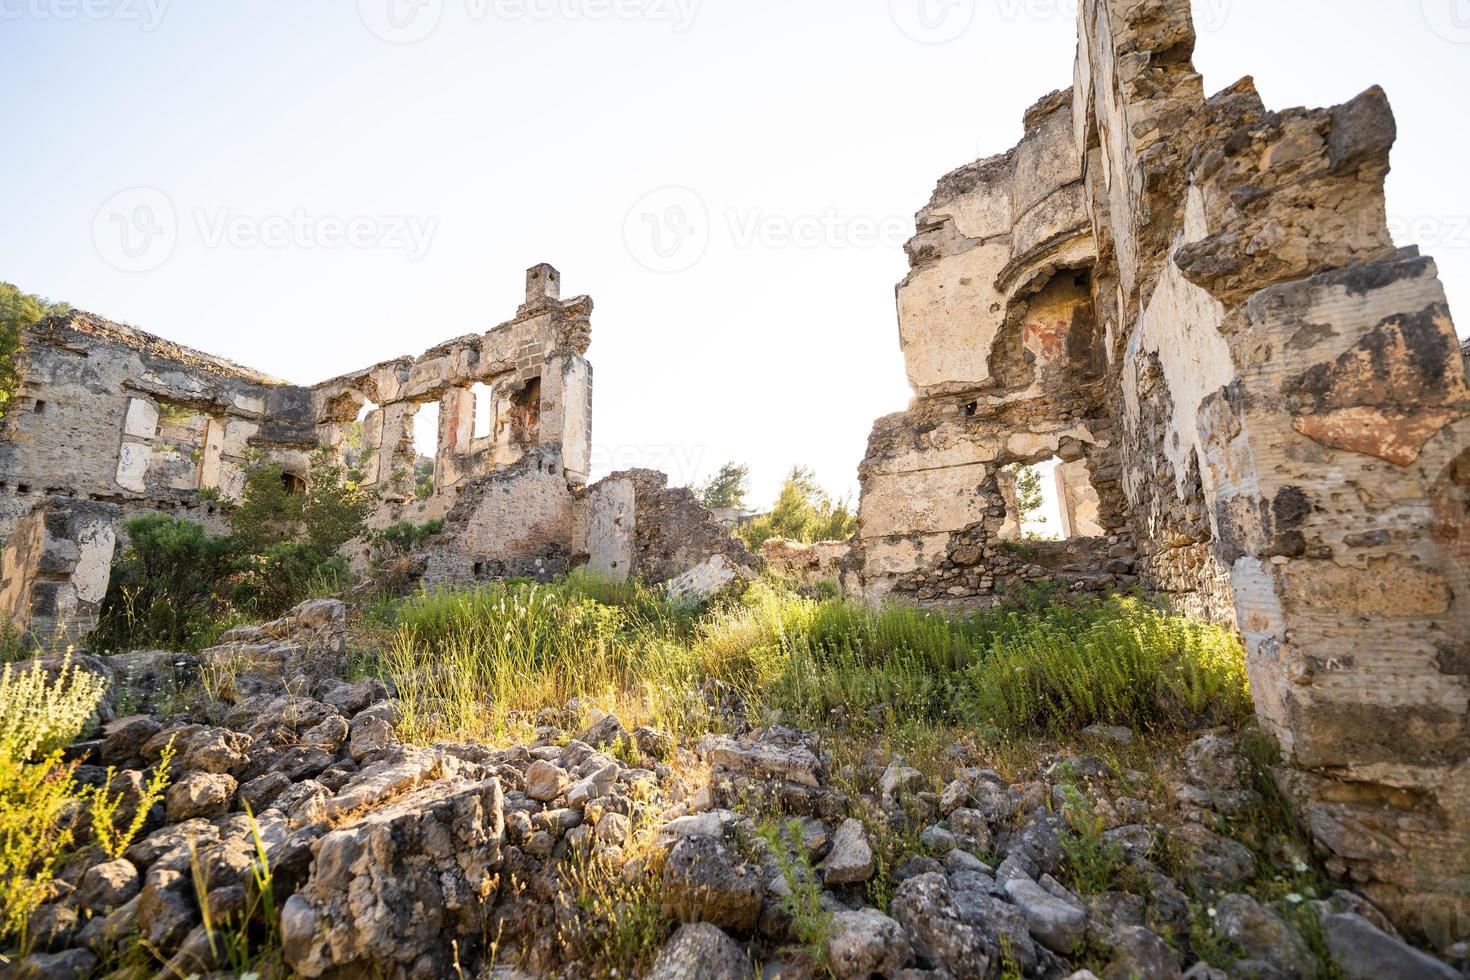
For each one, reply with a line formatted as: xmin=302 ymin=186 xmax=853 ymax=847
xmin=580 ymin=469 xmax=757 ymax=595
xmin=855 ymin=89 xmax=1139 ymax=613
xmin=0 ymin=497 xmax=120 ymax=652
xmin=855 ymin=0 xmax=1470 ymax=939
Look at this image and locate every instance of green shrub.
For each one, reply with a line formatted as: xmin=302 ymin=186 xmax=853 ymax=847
xmin=0 ymin=655 xmax=108 ymax=947
xmin=736 ymin=466 xmax=856 ymax=550
xmin=229 ymin=449 xmax=375 ymax=616
xmin=91 ymin=514 xmax=235 ymax=654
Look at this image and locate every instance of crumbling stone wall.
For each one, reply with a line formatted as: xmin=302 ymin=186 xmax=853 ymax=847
xmin=855 ymin=89 xmax=1136 ymax=612
xmin=313 ymin=264 xmax=593 ymax=539
xmin=580 ymin=469 xmax=757 ymax=596
xmin=0 ymin=264 xmax=596 ymax=628
xmin=855 ymin=0 xmax=1470 ymax=938
xmin=0 ymin=497 xmax=120 ymax=651
xmin=0 ymin=312 xmax=310 ymax=542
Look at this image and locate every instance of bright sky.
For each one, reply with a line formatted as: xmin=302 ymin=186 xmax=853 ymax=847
xmin=3 ymin=0 xmax=1467 ymax=508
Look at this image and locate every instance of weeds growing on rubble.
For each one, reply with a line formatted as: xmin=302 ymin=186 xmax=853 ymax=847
xmin=368 ymin=573 xmax=1249 ymax=749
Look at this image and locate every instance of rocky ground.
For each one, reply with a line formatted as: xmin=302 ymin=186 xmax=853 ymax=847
xmin=4 ymin=599 xmax=1463 ymax=980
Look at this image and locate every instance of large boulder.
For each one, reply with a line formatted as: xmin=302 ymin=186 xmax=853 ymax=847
xmin=659 ymin=834 xmax=764 ymax=932
xmin=827 ymin=907 xmax=911 ymax=979
xmin=645 ymin=923 xmax=752 ymax=980
xmin=281 ymin=776 xmax=505 ymax=979
xmin=1322 ymin=913 xmax=1458 ymax=980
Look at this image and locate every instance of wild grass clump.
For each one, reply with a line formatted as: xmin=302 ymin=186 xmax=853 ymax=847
xmin=370 ymin=574 xmax=1248 ymax=749
xmin=0 ymin=655 xmax=109 ymax=949
xmin=375 ymin=572 xmax=726 ymax=745
xmin=963 ymin=597 xmax=1251 ymax=735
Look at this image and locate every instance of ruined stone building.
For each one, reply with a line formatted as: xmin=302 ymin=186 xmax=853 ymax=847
xmin=1 ymin=0 xmax=1465 ymax=943
xmin=0 ymin=265 xmax=597 ymax=643
xmin=842 ymin=0 xmax=1470 ymax=939
xmin=0 ymin=262 xmax=748 ymax=648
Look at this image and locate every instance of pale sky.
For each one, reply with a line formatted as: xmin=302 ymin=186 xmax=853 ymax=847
xmin=3 ymin=0 xmax=1466 ymax=509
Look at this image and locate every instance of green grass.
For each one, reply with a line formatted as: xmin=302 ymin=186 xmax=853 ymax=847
xmin=367 ymin=573 xmax=1250 ymax=751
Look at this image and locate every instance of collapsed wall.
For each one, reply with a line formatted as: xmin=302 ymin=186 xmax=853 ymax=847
xmin=853 ymin=0 xmax=1470 ymax=938
xmin=0 ymin=265 xmax=597 ymax=646
xmin=580 ymin=469 xmax=758 ymax=597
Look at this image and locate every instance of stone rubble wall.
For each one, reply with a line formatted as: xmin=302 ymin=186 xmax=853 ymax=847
xmin=0 ymin=496 xmax=120 ymax=651
xmin=0 ymin=264 xmax=597 ymax=628
xmin=853 ymin=0 xmax=1470 ymax=936
xmin=579 ymin=469 xmax=758 ymax=596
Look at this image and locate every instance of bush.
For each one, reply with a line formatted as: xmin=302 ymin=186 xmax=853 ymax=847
xmin=0 ymin=655 xmax=109 ymax=947
xmin=736 ymin=466 xmax=856 ymax=550
xmin=91 ymin=450 xmax=377 ymax=652
xmin=91 ymin=514 xmax=235 ymax=654
xmin=229 ymin=449 xmax=375 ymax=616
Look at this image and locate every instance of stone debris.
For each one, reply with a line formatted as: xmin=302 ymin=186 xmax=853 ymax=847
xmin=7 ymin=635 xmax=1457 ymax=979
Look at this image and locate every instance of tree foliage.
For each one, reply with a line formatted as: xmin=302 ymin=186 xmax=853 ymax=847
xmin=91 ymin=514 xmax=236 ymax=654
xmin=736 ymin=466 xmax=857 ymax=551
xmin=698 ymin=461 xmax=750 ymax=510
xmin=91 ymin=451 xmax=377 ymax=651
xmin=0 ymin=283 xmax=69 ymax=416
xmin=1012 ymin=464 xmax=1045 ymax=528
xmin=229 ymin=449 xmax=377 ymax=616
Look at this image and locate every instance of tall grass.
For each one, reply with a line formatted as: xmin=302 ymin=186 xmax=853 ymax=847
xmin=370 ymin=575 xmax=1250 ymax=750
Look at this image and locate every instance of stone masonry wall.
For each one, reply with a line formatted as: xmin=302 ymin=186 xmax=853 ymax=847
xmin=0 ymin=497 xmax=120 ymax=651
xmin=1 ymin=264 xmax=596 ymax=632
xmin=579 ymin=469 xmax=757 ymax=596
xmin=854 ymin=0 xmax=1470 ymax=938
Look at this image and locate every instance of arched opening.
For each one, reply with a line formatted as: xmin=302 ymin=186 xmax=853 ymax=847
xmin=344 ymin=398 xmax=381 ymax=472
xmin=281 ymin=471 xmax=307 ymax=495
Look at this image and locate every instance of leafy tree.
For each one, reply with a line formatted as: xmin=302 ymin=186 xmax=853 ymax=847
xmin=698 ymin=462 xmax=750 ymax=510
xmin=1008 ymin=464 xmax=1047 ymax=534
xmin=0 ymin=283 xmax=68 ymax=416
xmin=736 ymin=466 xmax=858 ymax=550
xmin=230 ymin=450 xmax=377 ymax=615
xmin=91 ymin=515 xmax=236 ymax=652
xmin=414 ymin=458 xmax=435 ymax=500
